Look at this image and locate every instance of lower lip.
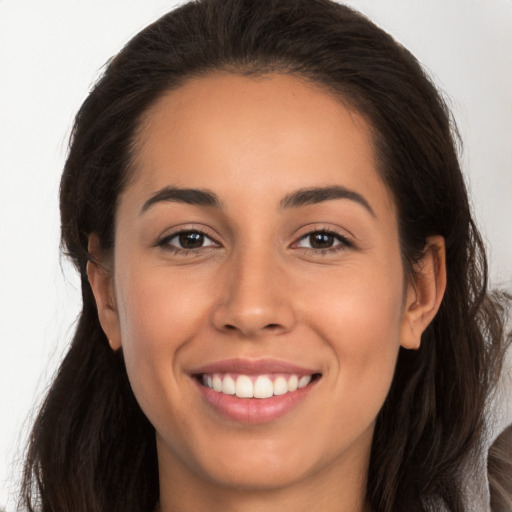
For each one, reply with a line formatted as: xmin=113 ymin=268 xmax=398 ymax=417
xmin=193 ymin=378 xmax=318 ymax=424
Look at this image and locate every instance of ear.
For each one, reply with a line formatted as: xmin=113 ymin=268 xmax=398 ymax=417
xmin=87 ymin=233 xmax=122 ymax=350
xmin=400 ymin=235 xmax=447 ymax=350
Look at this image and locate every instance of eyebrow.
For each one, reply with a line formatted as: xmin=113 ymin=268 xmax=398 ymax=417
xmin=140 ymin=184 xmax=375 ymax=217
xmin=141 ymin=186 xmax=221 ymax=214
xmin=280 ymin=186 xmax=375 ymax=217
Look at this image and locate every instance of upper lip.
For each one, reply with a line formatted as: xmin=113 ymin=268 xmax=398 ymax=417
xmin=191 ymin=358 xmax=320 ymax=376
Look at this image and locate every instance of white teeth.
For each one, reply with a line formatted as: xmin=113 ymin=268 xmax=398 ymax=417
xmin=221 ymin=375 xmax=236 ymax=395
xmin=212 ymin=374 xmax=222 ymax=392
xmin=273 ymin=376 xmax=288 ymax=395
xmin=202 ymin=372 xmax=316 ymax=397
xmin=235 ymin=375 xmax=254 ymax=398
xmin=287 ymin=374 xmax=298 ymax=392
xmin=254 ymin=376 xmax=274 ymax=398
xmin=298 ymin=375 xmax=312 ymax=388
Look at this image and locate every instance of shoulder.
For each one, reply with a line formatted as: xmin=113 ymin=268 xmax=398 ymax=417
xmin=463 ymin=337 xmax=512 ymax=512
xmin=489 ymin=342 xmax=512 ymax=443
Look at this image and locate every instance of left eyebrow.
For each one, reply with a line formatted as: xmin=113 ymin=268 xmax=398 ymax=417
xmin=140 ymin=186 xmax=222 ymax=215
xmin=279 ymin=186 xmax=375 ymax=217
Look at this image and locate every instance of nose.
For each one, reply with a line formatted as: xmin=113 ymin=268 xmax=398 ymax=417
xmin=211 ymin=249 xmax=296 ymax=338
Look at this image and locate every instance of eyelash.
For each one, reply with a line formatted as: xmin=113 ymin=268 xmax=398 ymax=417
xmin=156 ymin=227 xmax=354 ymax=255
xmin=294 ymin=228 xmax=354 ymax=254
xmin=156 ymin=229 xmax=220 ymax=255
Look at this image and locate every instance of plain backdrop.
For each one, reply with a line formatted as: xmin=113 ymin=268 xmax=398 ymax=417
xmin=1 ymin=1 xmax=511 ymax=510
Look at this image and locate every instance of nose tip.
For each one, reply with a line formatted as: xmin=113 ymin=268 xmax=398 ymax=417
xmin=213 ymin=300 xmax=295 ymax=338
xmin=211 ymin=260 xmax=296 ymax=338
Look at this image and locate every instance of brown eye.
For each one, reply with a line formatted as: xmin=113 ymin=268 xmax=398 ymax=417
xmin=308 ymin=232 xmax=335 ymax=249
xmin=295 ymin=230 xmax=352 ymax=251
xmin=178 ymin=232 xmax=205 ymax=249
xmin=160 ymin=230 xmax=218 ymax=251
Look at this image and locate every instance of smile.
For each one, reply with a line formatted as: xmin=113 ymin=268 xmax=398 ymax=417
xmin=192 ymin=359 xmax=322 ymax=423
xmin=200 ymin=373 xmax=314 ymax=398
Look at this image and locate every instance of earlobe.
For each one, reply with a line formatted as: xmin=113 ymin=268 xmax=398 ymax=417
xmin=400 ymin=235 xmax=447 ymax=350
xmin=87 ymin=234 xmax=122 ymax=350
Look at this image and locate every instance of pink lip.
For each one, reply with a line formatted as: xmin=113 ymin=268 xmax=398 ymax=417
xmin=191 ymin=357 xmax=319 ymax=376
xmin=190 ymin=358 xmax=321 ymax=424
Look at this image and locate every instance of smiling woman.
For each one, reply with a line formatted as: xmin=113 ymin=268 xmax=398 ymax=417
xmin=20 ymin=1 xmax=511 ymax=512
xmin=89 ymin=74 xmax=428 ymax=504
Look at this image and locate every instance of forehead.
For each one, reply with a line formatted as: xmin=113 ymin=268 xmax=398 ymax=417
xmin=126 ymin=72 xmax=395 ymax=217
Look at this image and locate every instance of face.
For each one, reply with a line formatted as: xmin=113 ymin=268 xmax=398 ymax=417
xmin=90 ymin=73 xmax=442 ymax=502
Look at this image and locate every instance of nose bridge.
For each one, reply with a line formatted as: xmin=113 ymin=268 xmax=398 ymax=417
xmin=212 ymin=240 xmax=295 ymax=337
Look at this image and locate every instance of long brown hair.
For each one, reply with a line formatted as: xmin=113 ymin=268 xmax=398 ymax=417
xmin=21 ymin=1 xmax=510 ymax=511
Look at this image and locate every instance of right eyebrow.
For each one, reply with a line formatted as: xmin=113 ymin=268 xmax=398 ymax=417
xmin=279 ymin=185 xmax=375 ymax=217
xmin=140 ymin=186 xmax=222 ymax=215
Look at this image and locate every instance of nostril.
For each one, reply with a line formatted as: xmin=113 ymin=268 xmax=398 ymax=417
xmin=223 ymin=323 xmax=281 ymax=331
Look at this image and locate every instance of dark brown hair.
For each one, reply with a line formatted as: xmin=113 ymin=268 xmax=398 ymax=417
xmin=21 ymin=1 xmax=510 ymax=511
xmin=488 ymin=424 xmax=512 ymax=512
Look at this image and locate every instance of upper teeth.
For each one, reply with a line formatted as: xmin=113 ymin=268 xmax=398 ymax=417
xmin=202 ymin=373 xmax=313 ymax=398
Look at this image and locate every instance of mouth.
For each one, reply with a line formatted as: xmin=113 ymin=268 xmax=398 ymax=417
xmin=191 ymin=359 xmax=322 ymax=424
xmin=195 ymin=372 xmax=321 ymax=398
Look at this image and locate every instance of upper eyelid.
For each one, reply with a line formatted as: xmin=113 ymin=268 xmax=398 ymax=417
xmin=155 ymin=224 xmax=354 ymax=248
xmin=160 ymin=225 xmax=219 ymax=239
xmin=292 ymin=225 xmax=354 ymax=242
xmin=157 ymin=226 xmax=222 ymax=248
xmin=294 ymin=231 xmax=352 ymax=247
xmin=298 ymin=228 xmax=346 ymax=238
xmin=285 ymin=235 xmax=349 ymax=257
xmin=167 ymin=231 xmax=216 ymax=243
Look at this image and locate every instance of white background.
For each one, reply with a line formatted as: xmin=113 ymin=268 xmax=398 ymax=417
xmin=1 ymin=1 xmax=511 ymax=510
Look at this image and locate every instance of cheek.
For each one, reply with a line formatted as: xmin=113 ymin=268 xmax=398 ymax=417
xmin=116 ymin=260 xmax=208 ymax=342
xmin=303 ymin=262 xmax=404 ymax=420
xmin=113 ymin=264 xmax=208 ymax=407
xmin=302 ymin=255 xmax=405 ymax=348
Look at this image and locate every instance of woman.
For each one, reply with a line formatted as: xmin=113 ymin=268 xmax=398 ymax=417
xmin=20 ymin=0 xmax=511 ymax=511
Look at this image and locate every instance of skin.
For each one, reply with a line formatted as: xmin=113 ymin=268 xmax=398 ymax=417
xmin=88 ymin=73 xmax=446 ymax=512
